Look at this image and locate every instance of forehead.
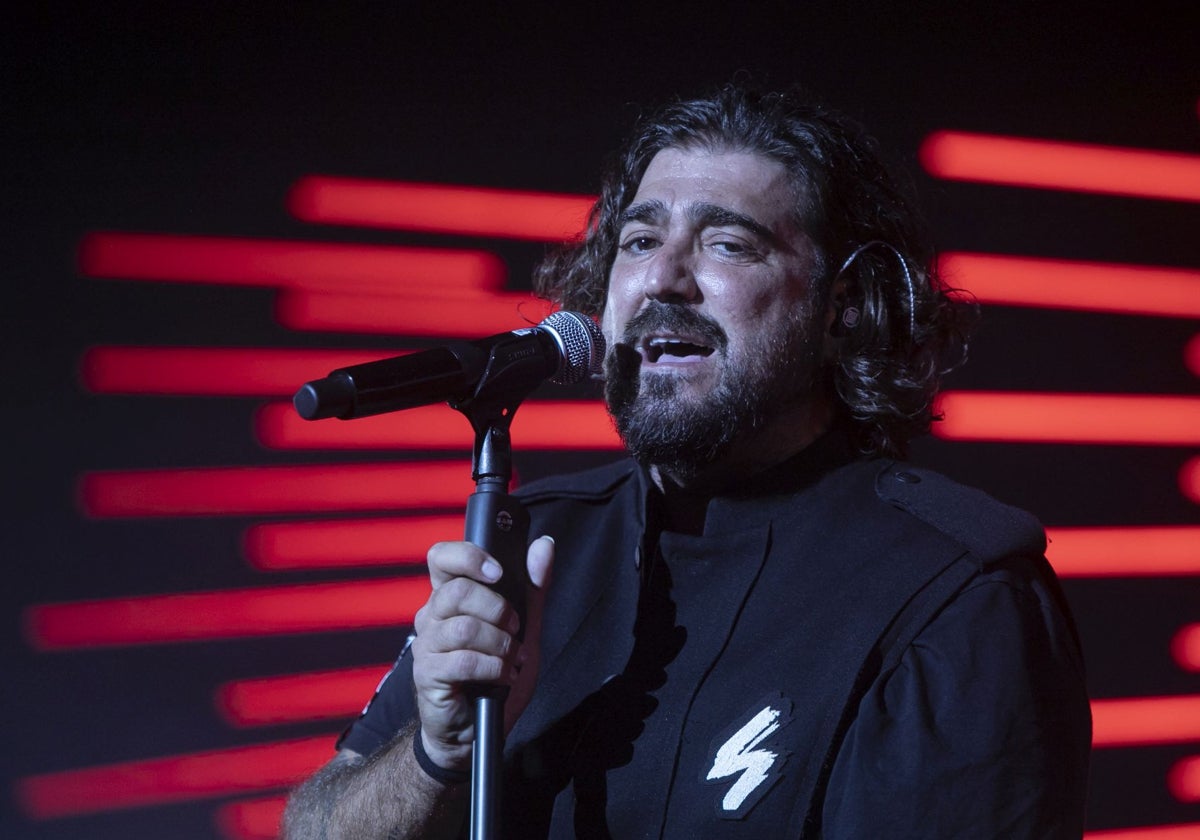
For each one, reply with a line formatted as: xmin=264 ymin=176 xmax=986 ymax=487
xmin=628 ymin=147 xmax=801 ymax=231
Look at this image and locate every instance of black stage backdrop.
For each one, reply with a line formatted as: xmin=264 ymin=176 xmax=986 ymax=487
xmin=4 ymin=4 xmax=1199 ymax=838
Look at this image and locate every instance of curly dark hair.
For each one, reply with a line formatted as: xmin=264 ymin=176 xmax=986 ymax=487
xmin=534 ymin=84 xmax=975 ymax=457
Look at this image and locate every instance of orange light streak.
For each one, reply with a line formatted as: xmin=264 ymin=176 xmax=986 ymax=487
xmin=1045 ymin=526 xmax=1200 ymax=578
xmin=244 ymin=513 xmax=463 ymax=570
xmin=1085 ymin=824 xmax=1200 ymax=840
xmin=79 ymin=232 xmax=505 ymax=293
xmin=216 ymin=796 xmax=288 ymax=840
xmin=1169 ymin=756 xmax=1200 ymax=802
xmin=1091 ymin=695 xmax=1200 ymax=747
xmin=288 ymin=176 xmax=595 ymax=241
xmin=255 ymin=400 xmax=622 ymax=451
xmin=79 ymin=461 xmax=474 ymax=517
xmin=1181 ymin=458 xmax=1200 ymax=504
xmin=25 ymin=577 xmax=430 ymax=650
xmin=16 ymin=736 xmax=333 ymax=819
xmin=274 ymin=289 xmax=555 ymax=336
xmin=80 ymin=346 xmax=407 ymax=396
xmin=217 ymin=664 xmax=388 ymax=726
xmin=937 ymin=252 xmax=1200 ymax=318
xmin=1171 ymin=625 xmax=1200 ymax=672
xmin=920 ymin=131 xmax=1200 ymax=202
xmin=933 ymin=391 xmax=1200 ymax=445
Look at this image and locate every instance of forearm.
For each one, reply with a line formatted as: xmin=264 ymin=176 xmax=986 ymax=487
xmin=281 ymin=725 xmax=468 ymax=840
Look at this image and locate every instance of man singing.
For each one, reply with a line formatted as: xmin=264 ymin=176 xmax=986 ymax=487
xmin=283 ymin=85 xmax=1091 ymax=838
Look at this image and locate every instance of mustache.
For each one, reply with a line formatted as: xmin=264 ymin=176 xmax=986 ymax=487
xmin=618 ymin=301 xmax=728 ymax=352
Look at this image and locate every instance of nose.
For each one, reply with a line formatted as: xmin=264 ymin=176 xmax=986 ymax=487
xmin=643 ymin=240 xmax=699 ymax=303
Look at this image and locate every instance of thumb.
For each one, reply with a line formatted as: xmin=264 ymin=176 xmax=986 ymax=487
xmin=504 ymin=535 xmax=554 ymax=732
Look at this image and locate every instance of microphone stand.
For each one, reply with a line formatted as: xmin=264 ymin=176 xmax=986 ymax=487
xmin=452 ymin=363 xmax=542 ymax=840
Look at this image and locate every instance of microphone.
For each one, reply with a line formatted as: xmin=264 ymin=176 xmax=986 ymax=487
xmin=293 ymin=310 xmax=605 ymax=421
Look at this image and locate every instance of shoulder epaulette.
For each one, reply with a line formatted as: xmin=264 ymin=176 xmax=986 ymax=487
xmin=874 ymin=461 xmax=1046 ymax=561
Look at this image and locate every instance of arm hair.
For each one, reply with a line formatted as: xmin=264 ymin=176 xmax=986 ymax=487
xmin=281 ymin=724 xmax=468 ymax=840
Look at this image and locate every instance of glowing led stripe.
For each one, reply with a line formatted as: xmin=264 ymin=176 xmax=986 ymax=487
xmin=245 ymin=513 xmax=463 ymax=570
xmin=16 ymin=736 xmax=333 ymax=819
xmin=274 ymin=289 xmax=555 ymax=336
xmin=79 ymin=461 xmax=473 ymax=517
xmin=920 ymin=131 xmax=1200 ymax=202
xmin=1171 ymin=625 xmax=1200 ymax=672
xmin=933 ymin=392 xmax=1200 ymax=445
xmin=1085 ymin=824 xmax=1200 ymax=840
xmin=938 ymin=252 xmax=1200 ymax=318
xmin=217 ymin=664 xmax=388 ymax=725
xmin=80 ymin=346 xmax=406 ymax=396
xmin=79 ymin=232 xmax=505 ymax=293
xmin=1092 ymin=695 xmax=1200 ymax=746
xmin=216 ymin=796 xmax=287 ymax=840
xmin=1181 ymin=458 xmax=1200 ymax=504
xmin=255 ymin=400 xmax=622 ymax=451
xmin=1045 ymin=527 xmax=1200 ymax=577
xmin=1186 ymin=334 xmax=1200 ymax=377
xmin=288 ymin=176 xmax=595 ymax=241
xmin=25 ymin=576 xmax=430 ymax=650
xmin=1169 ymin=757 xmax=1200 ymax=802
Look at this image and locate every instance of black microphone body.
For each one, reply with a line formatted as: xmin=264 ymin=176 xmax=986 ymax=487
xmin=293 ymin=311 xmax=604 ymax=421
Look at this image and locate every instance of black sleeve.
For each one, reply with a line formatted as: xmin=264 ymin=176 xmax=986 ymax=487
xmin=821 ymin=560 xmax=1092 ymax=838
xmin=336 ymin=635 xmax=419 ymax=757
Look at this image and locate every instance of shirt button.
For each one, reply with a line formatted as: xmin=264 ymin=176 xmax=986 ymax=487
xmin=895 ymin=471 xmax=921 ymax=484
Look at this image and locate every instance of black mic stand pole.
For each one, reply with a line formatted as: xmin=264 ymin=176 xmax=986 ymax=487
xmin=455 ymin=397 xmax=531 ymax=840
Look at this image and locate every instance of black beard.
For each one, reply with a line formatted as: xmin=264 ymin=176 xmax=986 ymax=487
xmin=604 ymin=301 xmax=820 ymax=478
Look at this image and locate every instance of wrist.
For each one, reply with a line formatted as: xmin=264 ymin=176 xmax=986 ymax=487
xmin=412 ymin=731 xmax=470 ymax=786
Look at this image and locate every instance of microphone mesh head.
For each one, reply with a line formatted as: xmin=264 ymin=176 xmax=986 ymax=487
xmin=540 ymin=311 xmax=606 ymax=385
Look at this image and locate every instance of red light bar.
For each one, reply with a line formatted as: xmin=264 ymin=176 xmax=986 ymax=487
xmin=933 ymin=392 xmax=1200 ymax=445
xmin=80 ymin=346 xmax=407 ymax=396
xmin=1171 ymin=625 xmax=1200 ymax=672
xmin=1186 ymin=334 xmax=1200 ymax=377
xmin=1169 ymin=756 xmax=1200 ymax=802
xmin=244 ymin=513 xmax=463 ymax=570
xmin=216 ymin=796 xmax=287 ymax=840
xmin=1092 ymin=695 xmax=1200 ymax=747
xmin=274 ymin=289 xmax=555 ymax=336
xmin=288 ymin=176 xmax=595 ymax=241
xmin=920 ymin=131 xmax=1200 ymax=202
xmin=16 ymin=736 xmax=333 ymax=819
xmin=1085 ymin=824 xmax=1200 ymax=840
xmin=938 ymin=252 xmax=1200 ymax=318
xmin=25 ymin=576 xmax=430 ymax=650
xmin=1181 ymin=458 xmax=1200 ymax=504
xmin=217 ymin=664 xmax=388 ymax=726
xmin=255 ymin=400 xmax=621 ymax=451
xmin=79 ymin=232 xmax=505 ymax=293
xmin=1045 ymin=527 xmax=1200 ymax=578
xmin=79 ymin=461 xmax=474 ymax=517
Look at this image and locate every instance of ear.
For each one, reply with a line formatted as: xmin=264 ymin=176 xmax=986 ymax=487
xmin=821 ymin=274 xmax=852 ymax=359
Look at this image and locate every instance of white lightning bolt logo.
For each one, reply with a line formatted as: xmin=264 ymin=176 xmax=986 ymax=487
xmin=705 ymin=695 xmax=793 ymax=818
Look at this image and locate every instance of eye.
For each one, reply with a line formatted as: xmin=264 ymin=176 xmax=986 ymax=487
xmin=710 ymin=237 xmax=762 ymax=260
xmin=619 ymin=235 xmax=660 ymax=254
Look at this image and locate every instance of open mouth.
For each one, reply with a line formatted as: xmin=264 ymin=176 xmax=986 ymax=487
xmin=643 ymin=336 xmax=717 ymax=363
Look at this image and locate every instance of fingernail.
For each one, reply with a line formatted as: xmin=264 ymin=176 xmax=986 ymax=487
xmin=481 ymin=559 xmax=502 ymax=581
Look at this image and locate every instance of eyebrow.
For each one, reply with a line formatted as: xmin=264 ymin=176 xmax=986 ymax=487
xmin=618 ymin=199 xmax=779 ymax=245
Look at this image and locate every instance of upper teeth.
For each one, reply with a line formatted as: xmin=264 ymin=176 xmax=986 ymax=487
xmin=646 ymin=337 xmax=710 ymax=360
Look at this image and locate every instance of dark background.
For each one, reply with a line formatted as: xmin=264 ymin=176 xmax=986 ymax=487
xmin=4 ymin=3 xmax=1199 ymax=837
